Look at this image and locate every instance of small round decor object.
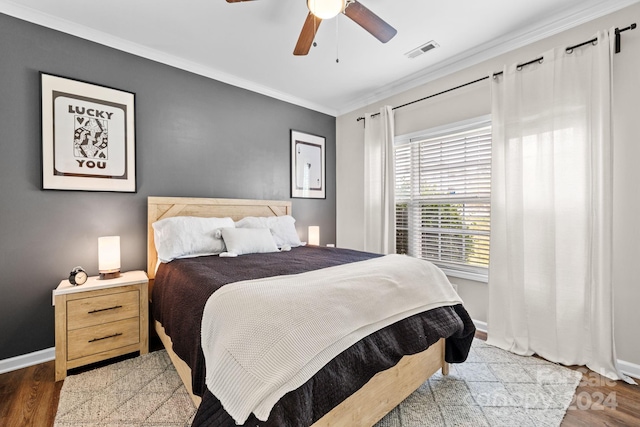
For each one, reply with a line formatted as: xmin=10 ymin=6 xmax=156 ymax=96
xmin=69 ymin=266 xmax=88 ymax=286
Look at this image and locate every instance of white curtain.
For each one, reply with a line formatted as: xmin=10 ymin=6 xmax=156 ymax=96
xmin=363 ymin=106 xmax=395 ymax=254
xmin=488 ymin=29 xmax=634 ymax=383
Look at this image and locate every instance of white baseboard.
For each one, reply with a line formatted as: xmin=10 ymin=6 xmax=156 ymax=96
xmin=618 ymin=359 xmax=640 ymax=381
xmin=472 ymin=318 xmax=487 ymax=333
xmin=1 ymin=321 xmax=638 ymax=381
xmin=0 ymin=347 xmax=55 ymax=375
xmin=472 ymin=318 xmax=639 ymax=381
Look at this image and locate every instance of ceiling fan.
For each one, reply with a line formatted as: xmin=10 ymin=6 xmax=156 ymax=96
xmin=226 ymin=0 xmax=397 ymax=56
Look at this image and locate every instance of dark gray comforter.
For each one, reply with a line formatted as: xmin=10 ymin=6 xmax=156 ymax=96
xmin=152 ymin=246 xmax=475 ymax=427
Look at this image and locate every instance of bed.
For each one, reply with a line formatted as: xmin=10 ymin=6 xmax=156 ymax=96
xmin=147 ymin=196 xmax=475 ymax=427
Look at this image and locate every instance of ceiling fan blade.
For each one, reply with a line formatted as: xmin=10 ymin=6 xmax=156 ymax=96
xmin=294 ymin=13 xmax=322 ymax=56
xmin=344 ymin=0 xmax=397 ymax=43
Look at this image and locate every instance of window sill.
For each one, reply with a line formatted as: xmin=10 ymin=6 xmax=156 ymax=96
xmin=441 ymin=267 xmax=488 ymax=284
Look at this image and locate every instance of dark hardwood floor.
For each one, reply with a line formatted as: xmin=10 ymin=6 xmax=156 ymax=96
xmin=562 ymin=367 xmax=640 ymax=426
xmin=1 ymin=333 xmax=638 ymax=426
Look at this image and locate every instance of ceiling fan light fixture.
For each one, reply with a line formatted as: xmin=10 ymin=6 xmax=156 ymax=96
xmin=307 ymin=0 xmax=345 ymax=19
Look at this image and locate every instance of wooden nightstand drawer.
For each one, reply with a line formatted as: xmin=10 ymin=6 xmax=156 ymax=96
xmin=67 ymin=290 xmax=139 ymax=330
xmin=54 ymin=271 xmax=149 ymax=381
xmin=67 ymin=317 xmax=140 ymax=360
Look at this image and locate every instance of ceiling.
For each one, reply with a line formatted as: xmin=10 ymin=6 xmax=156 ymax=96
xmin=1 ymin=0 xmax=637 ymax=116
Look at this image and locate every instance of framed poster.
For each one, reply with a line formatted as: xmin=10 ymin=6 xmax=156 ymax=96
xmin=290 ymin=130 xmax=325 ymax=199
xmin=41 ymin=72 xmax=136 ymax=192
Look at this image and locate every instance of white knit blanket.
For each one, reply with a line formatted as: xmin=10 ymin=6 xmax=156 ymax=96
xmin=201 ymin=254 xmax=462 ymax=424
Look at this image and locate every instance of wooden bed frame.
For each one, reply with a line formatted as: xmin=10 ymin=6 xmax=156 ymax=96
xmin=147 ymin=196 xmax=448 ymax=427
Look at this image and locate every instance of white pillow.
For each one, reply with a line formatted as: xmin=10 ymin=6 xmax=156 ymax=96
xmin=152 ymin=216 xmax=235 ymax=263
xmin=235 ymin=215 xmax=303 ymax=248
xmin=220 ymin=228 xmax=279 ymax=256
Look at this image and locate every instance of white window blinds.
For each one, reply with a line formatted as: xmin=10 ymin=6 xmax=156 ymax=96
xmin=395 ymin=123 xmax=491 ymax=276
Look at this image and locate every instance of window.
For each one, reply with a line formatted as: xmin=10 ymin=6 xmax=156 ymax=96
xmin=395 ymin=118 xmax=491 ymax=279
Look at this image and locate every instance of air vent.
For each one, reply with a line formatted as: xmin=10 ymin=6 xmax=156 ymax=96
xmin=405 ymin=40 xmax=439 ymax=59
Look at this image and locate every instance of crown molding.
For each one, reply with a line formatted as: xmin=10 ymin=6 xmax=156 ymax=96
xmin=335 ymin=0 xmax=640 ymax=115
xmin=0 ymin=1 xmax=338 ymax=117
xmin=2 ymin=0 xmax=637 ymax=117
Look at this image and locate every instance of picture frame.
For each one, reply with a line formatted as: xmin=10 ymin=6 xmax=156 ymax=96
xmin=290 ymin=130 xmax=325 ymax=199
xmin=40 ymin=72 xmax=136 ymax=192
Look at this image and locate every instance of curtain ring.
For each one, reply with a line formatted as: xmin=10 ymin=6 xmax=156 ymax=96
xmin=592 ymin=40 xmax=598 ymax=46
xmin=516 ymin=65 xmax=523 ymax=71
xmin=538 ymin=58 xmax=544 ymax=64
xmin=566 ymin=47 xmax=574 ymax=54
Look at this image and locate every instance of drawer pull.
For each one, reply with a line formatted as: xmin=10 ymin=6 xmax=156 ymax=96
xmin=88 ymin=332 xmax=123 ymax=343
xmin=88 ymin=305 xmax=123 ymax=314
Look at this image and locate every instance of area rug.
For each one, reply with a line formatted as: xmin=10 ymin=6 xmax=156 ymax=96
xmin=54 ymin=350 xmax=196 ymax=427
xmin=54 ymin=339 xmax=582 ymax=426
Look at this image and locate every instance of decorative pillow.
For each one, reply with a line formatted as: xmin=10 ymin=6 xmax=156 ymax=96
xmin=152 ymin=216 xmax=235 ymax=263
xmin=235 ymin=215 xmax=303 ymax=248
xmin=220 ymin=227 xmax=279 ymax=256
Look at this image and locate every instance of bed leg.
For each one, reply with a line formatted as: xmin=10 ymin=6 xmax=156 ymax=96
xmin=442 ymin=361 xmax=449 ymax=375
xmin=440 ymin=338 xmax=449 ymax=375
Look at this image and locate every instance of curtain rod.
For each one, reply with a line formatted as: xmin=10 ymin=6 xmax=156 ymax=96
xmin=356 ymin=23 xmax=636 ymax=123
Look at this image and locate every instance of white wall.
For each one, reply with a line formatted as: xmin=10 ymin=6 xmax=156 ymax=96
xmin=336 ymin=3 xmax=640 ymax=367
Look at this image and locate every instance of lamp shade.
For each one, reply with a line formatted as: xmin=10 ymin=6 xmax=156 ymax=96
xmin=307 ymin=0 xmax=345 ymax=19
xmin=308 ymin=226 xmax=320 ymax=246
xmin=98 ymin=236 xmax=121 ymax=278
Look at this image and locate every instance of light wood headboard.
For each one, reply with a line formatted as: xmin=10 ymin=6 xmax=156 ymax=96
xmin=147 ymin=196 xmax=292 ymax=281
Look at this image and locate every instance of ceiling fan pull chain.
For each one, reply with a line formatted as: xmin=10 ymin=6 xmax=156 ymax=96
xmin=336 ymin=14 xmax=340 ymax=63
xmin=313 ymin=0 xmax=318 ymax=48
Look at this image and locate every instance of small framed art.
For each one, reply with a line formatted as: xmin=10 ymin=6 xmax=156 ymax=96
xmin=290 ymin=130 xmax=325 ymax=199
xmin=40 ymin=72 xmax=136 ymax=192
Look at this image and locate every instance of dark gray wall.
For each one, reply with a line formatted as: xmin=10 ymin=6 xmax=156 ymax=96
xmin=0 ymin=13 xmax=336 ymax=360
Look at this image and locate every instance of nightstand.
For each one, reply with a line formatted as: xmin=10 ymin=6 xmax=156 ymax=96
xmin=53 ymin=270 xmax=149 ymax=381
